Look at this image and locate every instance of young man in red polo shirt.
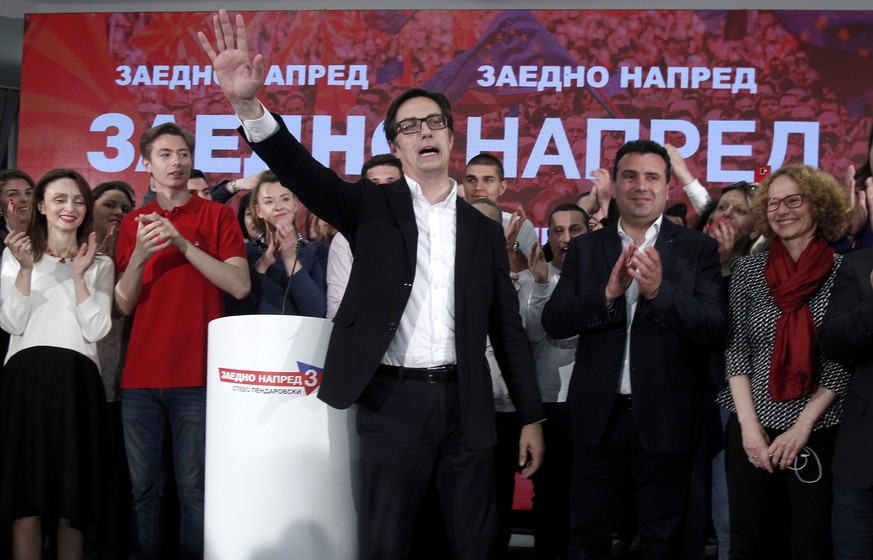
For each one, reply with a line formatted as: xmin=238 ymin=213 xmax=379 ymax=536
xmin=114 ymin=123 xmax=250 ymax=559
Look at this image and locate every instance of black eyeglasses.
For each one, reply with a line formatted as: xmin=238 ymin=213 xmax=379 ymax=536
xmin=395 ymin=114 xmax=449 ymax=135
xmin=764 ymin=193 xmax=804 ymax=212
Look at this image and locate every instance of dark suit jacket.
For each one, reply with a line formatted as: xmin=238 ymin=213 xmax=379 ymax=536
xmin=242 ymin=116 xmax=543 ymax=450
xmin=819 ymin=247 xmax=873 ymax=490
xmin=542 ymin=220 xmax=725 ymax=453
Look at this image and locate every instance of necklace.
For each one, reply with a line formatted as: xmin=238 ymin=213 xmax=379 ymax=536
xmin=44 ymin=247 xmax=76 ymax=263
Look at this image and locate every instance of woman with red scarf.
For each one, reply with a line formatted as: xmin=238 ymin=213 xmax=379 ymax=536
xmin=716 ymin=164 xmax=851 ymax=559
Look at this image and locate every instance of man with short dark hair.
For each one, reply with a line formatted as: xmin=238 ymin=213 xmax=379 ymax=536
xmin=462 ymin=153 xmax=537 ymax=273
xmin=515 ymin=203 xmax=586 ymax=559
xmin=543 ymin=139 xmax=725 ymax=558
xmin=187 ymin=168 xmax=212 ymax=200
xmin=114 ymin=122 xmax=250 ymax=559
xmin=201 ymin=12 xmax=543 ymax=560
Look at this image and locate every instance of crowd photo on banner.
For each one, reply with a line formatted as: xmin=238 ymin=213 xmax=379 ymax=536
xmin=1 ymin=6 xmax=873 ymax=560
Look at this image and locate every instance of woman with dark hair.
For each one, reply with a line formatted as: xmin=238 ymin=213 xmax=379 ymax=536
xmin=717 ymin=164 xmax=851 ymax=559
xmin=92 ymin=180 xmax=134 ymax=403
xmin=236 ymin=192 xmax=263 ymax=245
xmin=0 ymin=169 xmax=114 ymax=558
xmin=92 ymin=181 xmax=134 ymax=260
xmin=697 ymin=182 xmax=758 ymax=277
xmin=92 ymin=180 xmax=135 ymax=556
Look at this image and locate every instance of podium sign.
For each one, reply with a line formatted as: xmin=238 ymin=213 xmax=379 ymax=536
xmin=205 ymin=315 xmax=362 ymax=560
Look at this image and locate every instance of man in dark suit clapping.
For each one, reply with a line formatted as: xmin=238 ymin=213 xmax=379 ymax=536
xmin=543 ymin=140 xmax=726 ymax=559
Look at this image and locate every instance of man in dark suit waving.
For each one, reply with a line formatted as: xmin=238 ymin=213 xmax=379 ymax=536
xmin=200 ymin=11 xmax=544 ymax=560
xmin=543 ymin=140 xmax=725 ymax=559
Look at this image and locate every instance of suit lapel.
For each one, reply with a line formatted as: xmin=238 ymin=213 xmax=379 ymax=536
xmin=455 ymin=199 xmax=479 ymax=304
xmin=655 ymin=218 xmax=677 ymax=264
xmin=386 ymin=181 xmax=418 ymax=277
xmin=602 ymin=222 xmax=623 ymax=264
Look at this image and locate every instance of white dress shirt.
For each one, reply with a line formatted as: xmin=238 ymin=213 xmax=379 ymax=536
xmin=240 ymin=106 xmax=458 ymax=368
xmin=616 ymin=215 xmax=662 ymax=395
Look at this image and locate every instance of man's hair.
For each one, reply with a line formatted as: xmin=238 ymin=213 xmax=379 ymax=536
xmin=548 ymin=203 xmax=586 ymax=227
xmin=0 ymin=169 xmax=35 ymax=191
xmin=189 ymin=168 xmax=207 ymax=181
xmin=466 ymin=153 xmax=505 ymax=182
xmin=612 ymin=139 xmax=671 ymax=182
xmin=139 ymin=122 xmax=195 ymax=161
xmin=384 ymin=88 xmax=453 ymax=146
xmin=361 ymin=154 xmax=402 ymax=178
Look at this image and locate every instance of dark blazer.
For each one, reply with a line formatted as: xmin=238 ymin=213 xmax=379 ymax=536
xmin=542 ymin=220 xmax=725 ymax=453
xmin=819 ymin=247 xmax=873 ymax=490
xmin=242 ymin=116 xmax=543 ymax=449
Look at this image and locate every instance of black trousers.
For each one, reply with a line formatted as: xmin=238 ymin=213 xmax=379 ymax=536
xmin=494 ymin=403 xmax=573 ymax=560
xmin=724 ymin=414 xmax=836 ymax=560
xmin=356 ymin=375 xmax=497 ymax=560
xmin=569 ymin=399 xmax=693 ymax=560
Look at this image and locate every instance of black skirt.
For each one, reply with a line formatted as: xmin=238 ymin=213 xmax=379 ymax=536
xmin=0 ymin=346 xmax=114 ymax=548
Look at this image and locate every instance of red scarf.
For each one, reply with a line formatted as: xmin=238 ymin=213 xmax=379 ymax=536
xmin=764 ymin=236 xmax=833 ymax=402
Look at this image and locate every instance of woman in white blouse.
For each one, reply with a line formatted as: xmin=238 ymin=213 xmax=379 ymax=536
xmin=0 ymin=169 xmax=114 ymax=559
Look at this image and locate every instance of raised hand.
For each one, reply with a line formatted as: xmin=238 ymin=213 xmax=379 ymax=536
xmin=71 ymin=232 xmax=99 ymax=279
xmin=504 ymin=206 xmax=527 ymax=247
xmin=629 ymin=246 xmax=663 ymax=300
xmin=132 ymin=213 xmax=172 ymax=262
xmin=198 ymin=9 xmax=265 ymax=119
xmin=844 ymin=165 xmax=869 ymax=237
xmin=590 ymin=168 xmax=612 ymax=212
xmin=528 ymin=242 xmax=548 ymax=284
xmin=5 ymin=198 xmax=23 ymax=233
xmin=275 ymin=218 xmax=303 ymax=275
xmin=254 ymin=228 xmax=278 ymax=274
xmin=709 ymin=218 xmax=739 ymax=274
xmin=665 ymin=143 xmax=694 ymax=186
xmin=4 ymin=231 xmax=33 ymax=269
xmin=605 ymin=244 xmax=635 ymax=304
xmin=97 ymin=222 xmax=120 ymax=258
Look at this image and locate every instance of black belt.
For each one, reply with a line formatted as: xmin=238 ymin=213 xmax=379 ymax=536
xmin=614 ymin=394 xmax=633 ymax=409
xmin=376 ymin=364 xmax=458 ymax=383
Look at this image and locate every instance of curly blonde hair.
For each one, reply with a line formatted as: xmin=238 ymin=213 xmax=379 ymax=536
xmin=751 ymin=164 xmax=849 ymax=243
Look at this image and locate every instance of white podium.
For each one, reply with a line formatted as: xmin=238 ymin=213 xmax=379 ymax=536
xmin=204 ymin=315 xmax=362 ymax=560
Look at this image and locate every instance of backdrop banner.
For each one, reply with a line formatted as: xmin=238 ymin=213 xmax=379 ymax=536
xmin=19 ymin=9 xmax=873 ymax=227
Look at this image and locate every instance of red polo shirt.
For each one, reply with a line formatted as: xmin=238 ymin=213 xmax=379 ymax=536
xmin=115 ymin=195 xmax=246 ymax=388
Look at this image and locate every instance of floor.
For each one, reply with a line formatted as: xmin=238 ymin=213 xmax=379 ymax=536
xmin=506 ymin=533 xmax=721 ymax=559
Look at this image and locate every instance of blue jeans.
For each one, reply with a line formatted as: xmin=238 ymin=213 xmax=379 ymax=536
xmin=833 ymin=477 xmax=873 ymax=559
xmin=711 ymin=407 xmax=731 ymax=560
xmin=121 ymin=388 xmax=206 ymax=560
